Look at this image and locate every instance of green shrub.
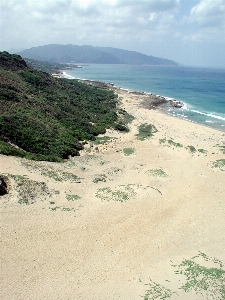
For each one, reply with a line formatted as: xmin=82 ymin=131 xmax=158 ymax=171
xmin=123 ymin=148 xmax=135 ymax=156
xmin=136 ymin=123 xmax=158 ymax=140
xmin=0 ymin=52 xmax=131 ymax=161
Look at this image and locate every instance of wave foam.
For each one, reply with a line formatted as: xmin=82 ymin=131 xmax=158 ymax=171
xmin=191 ymin=110 xmax=225 ymax=121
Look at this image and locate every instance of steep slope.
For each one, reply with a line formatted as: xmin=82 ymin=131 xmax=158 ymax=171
xmin=0 ymin=52 xmax=129 ymax=161
xmin=17 ymin=44 xmax=178 ymax=66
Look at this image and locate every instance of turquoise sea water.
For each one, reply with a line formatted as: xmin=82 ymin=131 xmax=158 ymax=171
xmin=65 ymin=64 xmax=225 ymax=131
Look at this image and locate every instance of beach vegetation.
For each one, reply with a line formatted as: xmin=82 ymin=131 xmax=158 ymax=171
xmin=92 ymin=136 xmax=114 ymax=145
xmin=41 ymin=169 xmax=81 ymax=182
xmin=95 ymin=184 xmax=161 ymax=202
xmin=145 ymin=168 xmax=168 ymax=178
xmin=198 ymin=148 xmax=207 ymax=154
xmin=49 ymin=205 xmax=78 ymax=212
xmin=95 ymin=185 xmax=137 ymax=202
xmin=143 ymin=279 xmax=175 ymax=300
xmin=0 ymin=52 xmax=130 ymax=161
xmin=66 ymin=194 xmax=81 ymax=201
xmin=214 ymin=145 xmax=225 ymax=154
xmin=118 ymin=108 xmax=135 ymax=125
xmin=211 ymin=159 xmax=225 ymax=172
xmin=159 ymin=137 xmax=183 ymax=148
xmin=168 ymin=139 xmax=183 ymax=148
xmin=186 ymin=145 xmax=197 ymax=153
xmin=159 ymin=137 xmax=166 ymax=144
xmin=136 ymin=123 xmax=158 ymax=140
xmin=5 ymin=173 xmax=51 ymax=204
xmin=93 ymin=174 xmax=107 ymax=183
xmin=123 ymin=148 xmax=135 ymax=156
xmin=142 ymin=252 xmax=225 ymax=300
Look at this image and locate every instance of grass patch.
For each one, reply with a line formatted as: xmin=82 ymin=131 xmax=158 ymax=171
xmin=159 ymin=138 xmax=183 ymax=148
xmin=168 ymin=139 xmax=183 ymax=148
xmin=211 ymin=159 xmax=225 ymax=172
xmin=123 ymin=148 xmax=135 ymax=156
xmin=159 ymin=137 xmax=167 ymax=144
xmin=66 ymin=194 xmax=81 ymax=201
xmin=95 ymin=184 xmax=161 ymax=202
xmin=95 ymin=185 xmax=137 ymax=202
xmin=198 ymin=148 xmax=207 ymax=154
xmin=186 ymin=145 xmax=197 ymax=153
xmin=92 ymin=136 xmax=112 ymax=145
xmin=5 ymin=174 xmax=51 ymax=204
xmin=41 ymin=170 xmax=81 ymax=182
xmin=117 ymin=108 xmax=135 ymax=127
xmin=173 ymin=252 xmax=225 ymax=299
xmin=145 ymin=168 xmax=168 ymax=178
xmin=141 ymin=252 xmax=225 ymax=300
xmin=136 ymin=123 xmax=158 ymax=140
xmin=49 ymin=206 xmax=77 ymax=212
xmin=93 ymin=174 xmax=107 ymax=183
xmin=143 ymin=279 xmax=176 ymax=300
xmin=214 ymin=145 xmax=225 ymax=154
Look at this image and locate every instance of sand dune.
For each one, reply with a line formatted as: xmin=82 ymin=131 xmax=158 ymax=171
xmin=1 ymin=89 xmax=225 ymax=299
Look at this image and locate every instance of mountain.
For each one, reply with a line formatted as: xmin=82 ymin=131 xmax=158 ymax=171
xmin=17 ymin=44 xmax=178 ymax=66
xmin=0 ymin=51 xmax=131 ymax=161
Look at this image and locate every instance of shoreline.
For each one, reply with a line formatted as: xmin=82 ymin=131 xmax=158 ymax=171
xmin=60 ymin=70 xmax=225 ymax=133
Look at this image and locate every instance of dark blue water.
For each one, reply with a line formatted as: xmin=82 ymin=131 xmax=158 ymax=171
xmin=65 ymin=64 xmax=225 ymax=131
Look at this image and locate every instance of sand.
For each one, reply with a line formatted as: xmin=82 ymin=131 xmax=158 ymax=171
xmin=1 ymin=89 xmax=225 ymax=299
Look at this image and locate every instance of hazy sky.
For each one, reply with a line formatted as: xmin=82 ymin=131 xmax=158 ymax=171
xmin=1 ymin=0 xmax=225 ymax=67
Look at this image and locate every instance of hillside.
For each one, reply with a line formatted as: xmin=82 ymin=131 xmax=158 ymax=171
xmin=23 ymin=58 xmax=78 ymax=74
xmin=0 ymin=51 xmax=131 ymax=161
xmin=17 ymin=44 xmax=178 ymax=66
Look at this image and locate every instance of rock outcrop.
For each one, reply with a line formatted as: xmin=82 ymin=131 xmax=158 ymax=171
xmin=0 ymin=176 xmax=8 ymax=196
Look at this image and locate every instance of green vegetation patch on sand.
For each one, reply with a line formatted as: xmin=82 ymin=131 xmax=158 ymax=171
xmin=49 ymin=206 xmax=78 ymax=212
xmin=95 ymin=185 xmax=137 ymax=202
xmin=136 ymin=123 xmax=158 ymax=140
xmin=117 ymin=108 xmax=135 ymax=125
xmin=123 ymin=148 xmax=135 ymax=156
xmin=93 ymin=174 xmax=107 ymax=183
xmin=95 ymin=184 xmax=161 ymax=202
xmin=66 ymin=194 xmax=81 ymax=201
xmin=198 ymin=148 xmax=208 ymax=154
xmin=92 ymin=136 xmax=113 ymax=145
xmin=41 ymin=169 xmax=81 ymax=182
xmin=145 ymin=168 xmax=168 ymax=178
xmin=4 ymin=174 xmax=51 ymax=204
xmin=143 ymin=279 xmax=176 ymax=300
xmin=159 ymin=137 xmax=183 ymax=148
xmin=186 ymin=145 xmax=197 ymax=153
xmin=214 ymin=144 xmax=225 ymax=154
xmin=211 ymin=159 xmax=225 ymax=172
xmin=19 ymin=161 xmax=82 ymax=182
xmin=142 ymin=252 xmax=225 ymax=300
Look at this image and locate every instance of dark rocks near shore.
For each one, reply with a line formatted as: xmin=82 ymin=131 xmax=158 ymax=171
xmin=0 ymin=176 xmax=8 ymax=196
xmin=140 ymin=95 xmax=168 ymax=110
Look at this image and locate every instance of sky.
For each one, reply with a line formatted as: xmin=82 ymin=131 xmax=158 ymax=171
xmin=0 ymin=0 xmax=225 ymax=68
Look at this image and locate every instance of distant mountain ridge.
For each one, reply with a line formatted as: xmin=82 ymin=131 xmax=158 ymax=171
xmin=17 ymin=44 xmax=178 ymax=66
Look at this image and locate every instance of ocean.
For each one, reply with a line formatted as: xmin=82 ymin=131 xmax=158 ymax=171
xmin=65 ymin=64 xmax=225 ymax=131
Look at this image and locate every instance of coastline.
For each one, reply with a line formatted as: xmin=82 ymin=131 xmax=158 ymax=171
xmin=60 ymin=70 xmax=225 ymax=133
xmin=1 ymin=73 xmax=225 ymax=299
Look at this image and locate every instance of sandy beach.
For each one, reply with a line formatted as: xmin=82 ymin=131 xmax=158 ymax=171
xmin=1 ymin=88 xmax=225 ymax=299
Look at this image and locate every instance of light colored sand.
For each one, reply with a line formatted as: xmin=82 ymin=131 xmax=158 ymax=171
xmin=1 ymin=90 xmax=225 ymax=299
